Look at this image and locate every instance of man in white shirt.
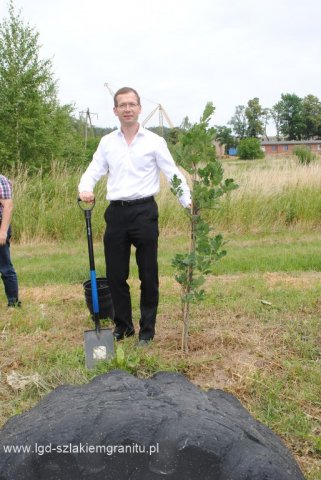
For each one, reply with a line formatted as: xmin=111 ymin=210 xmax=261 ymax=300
xmin=78 ymin=87 xmax=191 ymax=345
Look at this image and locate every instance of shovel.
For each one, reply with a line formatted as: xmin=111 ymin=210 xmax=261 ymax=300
xmin=78 ymin=198 xmax=115 ymax=369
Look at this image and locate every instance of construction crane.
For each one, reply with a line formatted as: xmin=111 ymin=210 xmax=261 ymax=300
xmin=141 ymin=104 xmax=174 ymax=132
xmin=104 ymin=82 xmax=174 ymax=136
xmin=104 ymin=83 xmax=115 ymax=100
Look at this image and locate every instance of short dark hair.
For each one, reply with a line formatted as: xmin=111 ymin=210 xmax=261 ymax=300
xmin=114 ymin=87 xmax=141 ymax=107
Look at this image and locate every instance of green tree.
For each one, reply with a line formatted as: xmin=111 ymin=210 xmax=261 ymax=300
xmin=0 ymin=2 xmax=80 ymax=170
xmin=270 ymin=103 xmax=283 ymax=140
xmin=214 ymin=125 xmax=236 ymax=154
xmin=171 ymin=103 xmax=238 ymax=352
xmin=245 ymin=97 xmax=266 ymax=138
xmin=237 ymin=137 xmax=264 ymax=160
xmin=301 ymin=94 xmax=321 ymax=139
xmin=228 ymin=105 xmax=247 ymax=139
xmin=167 ymin=127 xmax=181 ymax=146
xmin=272 ymin=93 xmax=304 ymax=140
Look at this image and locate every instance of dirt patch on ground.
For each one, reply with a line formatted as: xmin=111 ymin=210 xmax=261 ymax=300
xmin=263 ymin=271 xmax=321 ymax=289
xmin=153 ymin=308 xmax=278 ymax=394
xmin=19 ymin=284 xmax=83 ymax=302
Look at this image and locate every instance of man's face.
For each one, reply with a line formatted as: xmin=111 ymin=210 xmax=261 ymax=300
xmin=113 ymin=92 xmax=141 ymax=126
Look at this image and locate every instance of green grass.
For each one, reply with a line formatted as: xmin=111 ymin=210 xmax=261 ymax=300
xmin=11 ymin=231 xmax=321 ymax=287
xmin=1 ymin=158 xmax=321 ymax=478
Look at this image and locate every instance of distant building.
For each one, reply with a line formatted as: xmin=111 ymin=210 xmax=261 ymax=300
xmin=228 ymin=147 xmax=237 ymax=156
xmin=261 ymin=140 xmax=321 ymax=155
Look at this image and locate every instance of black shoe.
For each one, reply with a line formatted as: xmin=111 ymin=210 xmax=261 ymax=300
xmin=8 ymin=300 xmax=21 ymax=308
xmin=113 ymin=327 xmax=135 ymax=341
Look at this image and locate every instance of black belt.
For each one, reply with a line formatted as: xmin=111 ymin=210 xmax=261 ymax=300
xmin=110 ymin=196 xmax=154 ymax=206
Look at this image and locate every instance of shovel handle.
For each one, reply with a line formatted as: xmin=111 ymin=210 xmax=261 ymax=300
xmin=77 ymin=197 xmax=95 ymax=211
xmin=95 ymin=319 xmax=101 ymax=336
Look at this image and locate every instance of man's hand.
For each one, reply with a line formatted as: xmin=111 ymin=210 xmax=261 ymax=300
xmin=79 ymin=191 xmax=95 ymax=203
xmin=0 ymin=230 xmax=7 ymax=246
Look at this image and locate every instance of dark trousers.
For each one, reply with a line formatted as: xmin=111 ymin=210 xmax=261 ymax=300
xmin=104 ymin=200 xmax=159 ymax=340
xmin=0 ymin=226 xmax=19 ymax=303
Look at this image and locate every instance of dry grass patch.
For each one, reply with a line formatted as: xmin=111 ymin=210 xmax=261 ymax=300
xmin=263 ymin=271 xmax=321 ymax=289
xmin=224 ymin=158 xmax=321 ymax=194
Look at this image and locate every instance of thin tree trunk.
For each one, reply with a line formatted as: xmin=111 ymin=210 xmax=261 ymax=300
xmin=181 ymin=299 xmax=190 ymax=353
xmin=181 ymin=194 xmax=197 ymax=353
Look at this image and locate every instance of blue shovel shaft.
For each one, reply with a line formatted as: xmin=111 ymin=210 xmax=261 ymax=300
xmin=84 ymin=210 xmax=99 ymax=316
xmin=90 ymin=270 xmax=99 ymax=314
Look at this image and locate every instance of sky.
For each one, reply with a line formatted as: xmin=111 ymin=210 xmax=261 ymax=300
xmin=1 ymin=0 xmax=321 ymax=135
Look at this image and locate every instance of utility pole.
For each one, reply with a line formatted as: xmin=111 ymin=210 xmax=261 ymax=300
xmin=79 ymin=108 xmax=98 ymax=149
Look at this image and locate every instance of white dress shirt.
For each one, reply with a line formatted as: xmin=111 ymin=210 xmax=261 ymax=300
xmin=78 ymin=125 xmax=191 ymax=208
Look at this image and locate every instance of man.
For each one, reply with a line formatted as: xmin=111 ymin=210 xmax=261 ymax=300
xmin=0 ymin=174 xmax=21 ymax=307
xmin=78 ymin=87 xmax=190 ymax=345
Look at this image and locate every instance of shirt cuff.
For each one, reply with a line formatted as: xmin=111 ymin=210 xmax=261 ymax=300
xmin=179 ymin=194 xmax=191 ymax=208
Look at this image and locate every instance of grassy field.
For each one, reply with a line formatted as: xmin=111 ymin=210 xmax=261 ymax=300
xmin=6 ymin=155 xmax=321 ymax=242
xmin=0 ymin=156 xmax=320 ymax=478
xmin=0 ymin=233 xmax=320 ymax=479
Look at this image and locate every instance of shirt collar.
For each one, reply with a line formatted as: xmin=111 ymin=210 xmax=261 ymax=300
xmin=117 ymin=123 xmax=146 ymax=138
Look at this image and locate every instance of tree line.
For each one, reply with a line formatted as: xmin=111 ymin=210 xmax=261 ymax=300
xmin=215 ymin=94 xmax=321 ymax=154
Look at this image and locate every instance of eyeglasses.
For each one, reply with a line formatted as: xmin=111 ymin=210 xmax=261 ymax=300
xmin=116 ymin=103 xmax=139 ymax=110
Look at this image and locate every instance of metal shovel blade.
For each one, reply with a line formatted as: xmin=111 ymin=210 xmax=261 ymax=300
xmin=84 ymin=328 xmax=114 ymax=369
